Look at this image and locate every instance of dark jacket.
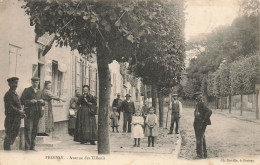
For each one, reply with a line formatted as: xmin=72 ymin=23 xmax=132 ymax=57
xmin=112 ymin=98 xmax=122 ymax=108
xmin=20 ymin=87 xmax=45 ymax=118
xmin=194 ymin=101 xmax=212 ymax=125
xmin=4 ymin=90 xmax=22 ymax=117
xmin=120 ymin=100 xmax=135 ymax=114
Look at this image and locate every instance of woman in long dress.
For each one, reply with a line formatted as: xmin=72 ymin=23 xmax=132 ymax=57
xmin=74 ymin=85 xmax=97 ymax=145
xmin=38 ymin=81 xmax=65 ymax=134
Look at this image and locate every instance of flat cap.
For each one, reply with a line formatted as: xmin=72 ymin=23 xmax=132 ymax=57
xmin=125 ymin=94 xmax=131 ymax=97
xmin=31 ymin=77 xmax=40 ymax=81
xmin=117 ymin=93 xmax=121 ymax=96
xmin=7 ymin=77 xmax=19 ymax=82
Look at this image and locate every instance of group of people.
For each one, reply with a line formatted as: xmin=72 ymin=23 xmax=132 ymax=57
xmin=109 ymin=93 xmax=159 ymax=147
xmin=4 ymin=76 xmax=212 ymax=159
xmin=109 ymin=92 xmax=212 ymax=159
xmin=3 ymin=77 xmax=65 ymax=151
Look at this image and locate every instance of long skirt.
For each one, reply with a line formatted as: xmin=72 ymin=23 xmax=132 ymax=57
xmin=38 ymin=101 xmax=54 ymax=134
xmin=74 ymin=106 xmax=97 ymax=142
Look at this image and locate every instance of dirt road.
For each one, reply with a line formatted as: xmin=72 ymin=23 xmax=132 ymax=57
xmin=179 ymin=107 xmax=260 ymax=160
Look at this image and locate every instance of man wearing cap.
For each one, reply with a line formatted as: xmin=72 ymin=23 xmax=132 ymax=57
xmin=168 ymin=94 xmax=182 ymax=134
xmin=20 ymin=77 xmax=45 ymax=151
xmin=112 ymin=93 xmax=122 ymax=120
xmin=120 ymin=94 xmax=135 ymax=133
xmin=3 ymin=77 xmax=25 ymax=150
xmin=193 ymin=92 xmax=212 ymax=159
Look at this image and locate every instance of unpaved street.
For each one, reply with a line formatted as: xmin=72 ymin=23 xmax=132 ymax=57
xmin=179 ymin=107 xmax=260 ymax=159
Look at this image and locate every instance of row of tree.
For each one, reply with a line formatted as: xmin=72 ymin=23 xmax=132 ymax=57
xmin=183 ymin=0 xmax=259 ymax=100
xmin=22 ymin=0 xmax=185 ymax=154
xmin=206 ymin=55 xmax=258 ymax=113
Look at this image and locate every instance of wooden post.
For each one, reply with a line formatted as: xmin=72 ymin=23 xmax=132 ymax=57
xmin=256 ymin=90 xmax=259 ymax=119
xmin=240 ymin=94 xmax=243 ymax=116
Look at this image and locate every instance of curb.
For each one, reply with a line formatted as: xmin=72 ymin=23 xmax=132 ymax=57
xmin=214 ymin=111 xmax=260 ymax=124
xmin=172 ymin=133 xmax=182 ymax=158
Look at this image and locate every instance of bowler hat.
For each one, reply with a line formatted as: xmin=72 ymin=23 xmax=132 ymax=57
xmin=7 ymin=77 xmax=19 ymax=82
xmin=125 ymin=94 xmax=131 ymax=97
xmin=31 ymin=77 xmax=40 ymax=82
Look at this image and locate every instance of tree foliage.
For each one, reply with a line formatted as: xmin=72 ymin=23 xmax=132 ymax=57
xmin=230 ymin=55 xmax=258 ymax=95
xmin=183 ymin=0 xmax=259 ymax=99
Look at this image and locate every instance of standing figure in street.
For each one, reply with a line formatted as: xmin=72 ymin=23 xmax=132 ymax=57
xmin=38 ymin=81 xmax=66 ymax=135
xmin=74 ymin=85 xmax=97 ymax=145
xmin=193 ymin=92 xmax=212 ymax=159
xmin=3 ymin=77 xmax=25 ymax=150
xmin=20 ymin=77 xmax=45 ymax=151
xmin=112 ymin=93 xmax=122 ymax=120
xmin=145 ymin=107 xmax=158 ymax=147
xmin=68 ymin=89 xmax=81 ymax=136
xmin=120 ymin=94 xmax=135 ymax=133
xmin=168 ymin=94 xmax=182 ymax=134
xmin=131 ymin=110 xmax=144 ymax=147
xmin=110 ymin=107 xmax=119 ymax=132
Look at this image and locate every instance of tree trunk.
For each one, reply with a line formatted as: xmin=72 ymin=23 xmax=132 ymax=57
xmin=158 ymin=88 xmax=164 ymax=127
xmin=256 ymin=90 xmax=259 ymax=119
xmin=144 ymin=84 xmax=147 ymax=105
xmin=240 ymin=94 xmax=243 ymax=116
xmin=152 ymin=83 xmax=157 ymax=114
xmin=166 ymin=93 xmax=172 ymax=128
xmin=228 ymin=94 xmax=232 ymax=114
xmin=220 ymin=96 xmax=223 ymax=111
xmin=215 ymin=96 xmax=217 ymax=110
xmin=97 ymin=46 xmax=111 ymax=154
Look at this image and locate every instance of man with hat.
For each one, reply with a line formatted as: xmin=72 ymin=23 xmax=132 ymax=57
xmin=20 ymin=77 xmax=45 ymax=151
xmin=3 ymin=77 xmax=25 ymax=150
xmin=193 ymin=92 xmax=212 ymax=159
xmin=112 ymin=93 xmax=122 ymax=120
xmin=120 ymin=94 xmax=135 ymax=133
xmin=168 ymin=93 xmax=182 ymax=134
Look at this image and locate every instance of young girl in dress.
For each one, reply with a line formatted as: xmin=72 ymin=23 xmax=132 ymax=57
xmin=145 ymin=107 xmax=158 ymax=147
xmin=131 ymin=110 xmax=144 ymax=147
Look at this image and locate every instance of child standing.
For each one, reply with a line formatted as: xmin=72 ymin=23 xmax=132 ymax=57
xmin=131 ymin=110 xmax=144 ymax=147
xmin=145 ymin=107 xmax=158 ymax=147
xmin=110 ymin=107 xmax=119 ymax=132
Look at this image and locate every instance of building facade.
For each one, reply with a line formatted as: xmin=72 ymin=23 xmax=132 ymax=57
xmin=0 ymin=0 xmax=142 ymax=150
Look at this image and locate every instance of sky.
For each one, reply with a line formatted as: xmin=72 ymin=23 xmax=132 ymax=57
xmin=184 ymin=0 xmax=241 ymax=41
xmin=184 ymin=0 xmax=241 ymax=67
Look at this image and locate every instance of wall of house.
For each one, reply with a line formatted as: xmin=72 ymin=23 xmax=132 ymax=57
xmin=0 ymin=0 xmax=38 ymax=130
xmin=109 ymin=60 xmax=123 ymax=106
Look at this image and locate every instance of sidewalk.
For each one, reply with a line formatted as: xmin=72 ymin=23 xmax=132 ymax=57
xmin=213 ymin=108 xmax=260 ymax=124
xmin=35 ymin=106 xmax=182 ymax=157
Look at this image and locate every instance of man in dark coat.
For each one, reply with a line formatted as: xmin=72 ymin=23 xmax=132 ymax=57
xmin=120 ymin=94 xmax=135 ymax=133
xmin=168 ymin=94 xmax=182 ymax=134
xmin=3 ymin=77 xmax=25 ymax=150
xmin=20 ymin=77 xmax=45 ymax=151
xmin=112 ymin=93 xmax=122 ymax=120
xmin=193 ymin=92 xmax=212 ymax=159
